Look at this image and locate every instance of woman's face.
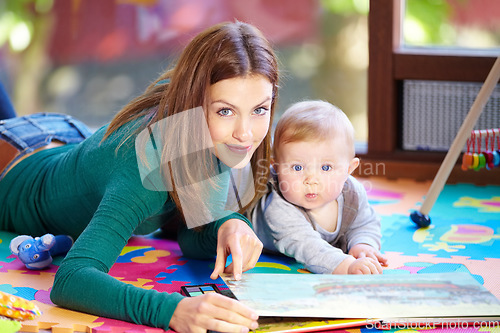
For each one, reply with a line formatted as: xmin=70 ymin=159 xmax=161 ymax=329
xmin=206 ymin=75 xmax=273 ymax=169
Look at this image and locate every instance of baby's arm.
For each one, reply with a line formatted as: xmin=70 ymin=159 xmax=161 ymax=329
xmin=260 ymin=191 xmax=349 ymax=274
xmin=344 ymin=177 xmax=388 ymax=267
xmin=334 ymin=255 xmax=383 ymax=274
xmin=349 ymin=243 xmax=388 ymax=266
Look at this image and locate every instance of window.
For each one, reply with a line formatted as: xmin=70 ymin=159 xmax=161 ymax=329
xmin=367 ymin=0 xmax=500 ymax=183
xmin=403 ymin=0 xmax=500 ymax=50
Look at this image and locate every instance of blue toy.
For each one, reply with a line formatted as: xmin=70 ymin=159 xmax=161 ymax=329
xmin=9 ymin=234 xmax=73 ymax=270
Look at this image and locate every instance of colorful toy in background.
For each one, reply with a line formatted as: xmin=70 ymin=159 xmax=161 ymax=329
xmin=9 ymin=234 xmax=73 ymax=270
xmin=410 ymin=57 xmax=500 ymax=228
xmin=0 ymin=290 xmax=41 ymax=333
xmin=412 ymin=127 xmax=500 ymax=227
xmin=461 ymin=128 xmax=500 ymax=171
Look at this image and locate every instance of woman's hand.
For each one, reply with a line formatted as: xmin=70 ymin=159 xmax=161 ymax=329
xmin=348 ymin=243 xmax=388 ymax=267
xmin=169 ymin=293 xmax=259 ymax=333
xmin=211 ymin=218 xmax=263 ymax=280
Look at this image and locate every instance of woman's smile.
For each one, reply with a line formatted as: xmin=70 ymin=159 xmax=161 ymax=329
xmin=226 ymin=144 xmax=252 ymax=154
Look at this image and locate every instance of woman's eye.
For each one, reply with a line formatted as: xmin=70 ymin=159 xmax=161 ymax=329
xmin=292 ymin=165 xmax=303 ymax=172
xmin=322 ymin=165 xmax=332 ymax=171
xmin=217 ymin=108 xmax=233 ymax=117
xmin=253 ymin=107 xmax=269 ymax=116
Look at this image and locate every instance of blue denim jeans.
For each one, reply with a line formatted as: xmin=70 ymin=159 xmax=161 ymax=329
xmin=0 ymin=113 xmax=92 ymax=180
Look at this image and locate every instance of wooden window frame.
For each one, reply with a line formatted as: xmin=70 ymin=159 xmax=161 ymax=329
xmin=363 ymin=0 xmax=499 ymax=183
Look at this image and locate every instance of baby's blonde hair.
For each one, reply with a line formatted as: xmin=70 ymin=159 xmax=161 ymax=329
xmin=273 ymin=100 xmax=356 ymax=160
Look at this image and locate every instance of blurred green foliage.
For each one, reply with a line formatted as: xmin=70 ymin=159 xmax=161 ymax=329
xmin=321 ymin=0 xmax=486 ymax=47
xmin=321 ymin=0 xmax=369 ymax=14
xmin=404 ymin=0 xmax=453 ymax=45
xmin=0 ymin=0 xmax=53 ymax=51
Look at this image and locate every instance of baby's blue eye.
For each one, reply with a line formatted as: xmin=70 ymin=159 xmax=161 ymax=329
xmin=322 ymin=165 xmax=332 ymax=171
xmin=292 ymin=165 xmax=303 ymax=171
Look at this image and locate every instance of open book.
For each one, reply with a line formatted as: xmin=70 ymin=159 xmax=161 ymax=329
xmin=221 ymin=272 xmax=500 ymax=332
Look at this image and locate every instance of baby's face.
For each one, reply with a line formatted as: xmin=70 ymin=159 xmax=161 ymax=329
xmin=274 ymin=137 xmax=357 ymax=211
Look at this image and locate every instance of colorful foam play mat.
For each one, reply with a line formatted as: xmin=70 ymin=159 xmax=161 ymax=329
xmin=1 ymin=177 xmax=499 ymax=332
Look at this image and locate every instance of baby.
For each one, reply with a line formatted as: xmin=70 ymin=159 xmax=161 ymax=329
xmin=250 ymin=100 xmax=388 ymax=274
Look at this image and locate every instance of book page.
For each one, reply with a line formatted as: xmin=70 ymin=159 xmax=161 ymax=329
xmin=222 ymin=273 xmax=500 ymax=318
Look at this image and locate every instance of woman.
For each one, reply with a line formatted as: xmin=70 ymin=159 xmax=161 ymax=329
xmin=0 ymin=21 xmax=278 ymax=332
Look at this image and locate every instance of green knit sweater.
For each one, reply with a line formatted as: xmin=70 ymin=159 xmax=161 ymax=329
xmin=0 ymin=121 xmax=251 ymax=330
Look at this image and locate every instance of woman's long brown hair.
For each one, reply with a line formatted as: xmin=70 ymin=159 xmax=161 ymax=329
xmin=104 ymin=21 xmax=279 ymax=221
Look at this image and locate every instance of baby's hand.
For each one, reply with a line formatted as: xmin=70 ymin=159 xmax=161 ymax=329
xmin=349 ymin=243 xmax=388 ymax=267
xmin=347 ymin=257 xmax=382 ymax=274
